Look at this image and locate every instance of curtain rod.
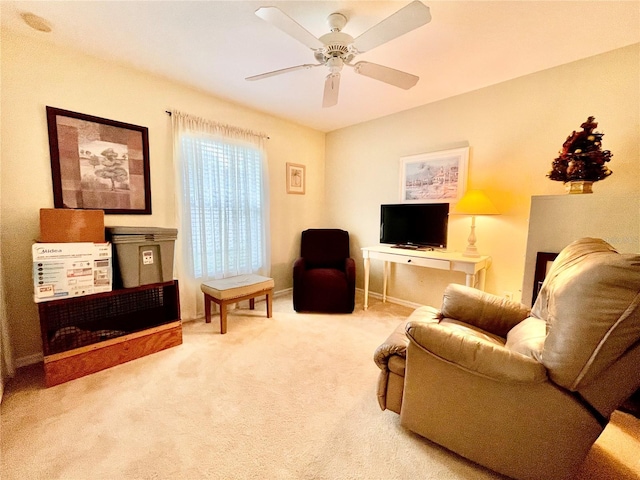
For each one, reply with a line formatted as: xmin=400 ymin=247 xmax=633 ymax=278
xmin=165 ymin=110 xmax=269 ymax=139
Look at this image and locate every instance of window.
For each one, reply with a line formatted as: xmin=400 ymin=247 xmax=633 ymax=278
xmin=171 ymin=110 xmax=270 ymax=320
xmin=180 ymin=135 xmax=267 ymax=279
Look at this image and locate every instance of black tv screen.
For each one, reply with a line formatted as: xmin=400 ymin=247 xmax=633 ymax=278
xmin=380 ymin=203 xmax=449 ymax=249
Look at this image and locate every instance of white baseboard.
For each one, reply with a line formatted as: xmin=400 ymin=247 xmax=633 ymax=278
xmin=15 ymin=352 xmax=43 ymax=368
xmin=274 ymin=287 xmax=292 ymax=297
xmin=276 ymin=286 xmax=422 ymax=310
xmin=355 ymin=287 xmax=424 ymax=310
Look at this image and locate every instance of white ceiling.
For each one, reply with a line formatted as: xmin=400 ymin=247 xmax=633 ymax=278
xmin=2 ymin=1 xmax=639 ymax=132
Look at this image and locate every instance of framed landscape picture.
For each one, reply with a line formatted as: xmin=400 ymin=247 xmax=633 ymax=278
xmin=399 ymin=147 xmax=469 ymax=203
xmin=46 ymin=107 xmax=152 ymax=214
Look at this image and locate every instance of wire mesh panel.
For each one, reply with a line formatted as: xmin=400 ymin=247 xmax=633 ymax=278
xmin=38 ymin=281 xmax=179 ymax=355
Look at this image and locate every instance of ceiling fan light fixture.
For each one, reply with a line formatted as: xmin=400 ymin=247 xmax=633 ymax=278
xmin=326 ymin=56 xmax=344 ymax=74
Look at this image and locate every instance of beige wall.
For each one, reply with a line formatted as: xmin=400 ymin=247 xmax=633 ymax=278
xmin=0 ymin=30 xmax=326 ymax=362
xmin=2 ymin=28 xmax=638 ymax=364
xmin=325 ymin=44 xmax=640 ymax=308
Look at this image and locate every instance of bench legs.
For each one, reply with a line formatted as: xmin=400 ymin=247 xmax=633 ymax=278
xmin=204 ymin=289 xmax=273 ymax=334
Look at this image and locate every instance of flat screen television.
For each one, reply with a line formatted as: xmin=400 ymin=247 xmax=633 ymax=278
xmin=380 ymin=203 xmax=449 ymax=249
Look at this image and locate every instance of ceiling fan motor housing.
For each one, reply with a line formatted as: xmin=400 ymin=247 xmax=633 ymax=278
xmin=316 ymin=31 xmax=356 ymax=63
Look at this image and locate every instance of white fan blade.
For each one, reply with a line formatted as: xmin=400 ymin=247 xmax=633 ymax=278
xmin=353 ymin=1 xmax=431 ymax=53
xmin=352 ymin=61 xmax=419 ymax=89
xmin=255 ymin=7 xmax=324 ymax=50
xmin=246 ymin=64 xmax=322 ymax=81
xmin=323 ymin=73 xmax=340 ymax=108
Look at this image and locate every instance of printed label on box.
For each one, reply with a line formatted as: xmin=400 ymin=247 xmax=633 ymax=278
xmin=36 ymin=285 xmax=55 ymax=298
xmin=142 ymin=250 xmax=154 ymax=265
xmin=32 ymin=243 xmax=112 ymax=303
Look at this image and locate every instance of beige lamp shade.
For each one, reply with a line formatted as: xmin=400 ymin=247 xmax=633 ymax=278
xmin=452 ymin=190 xmax=499 ymax=215
xmin=452 ymin=190 xmax=499 ymax=257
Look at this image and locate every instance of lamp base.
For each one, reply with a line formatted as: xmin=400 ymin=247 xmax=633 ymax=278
xmin=462 ymin=245 xmax=481 ymax=258
xmin=463 ymin=218 xmax=481 ymax=257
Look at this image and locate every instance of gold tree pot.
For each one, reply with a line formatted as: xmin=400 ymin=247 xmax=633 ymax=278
xmin=565 ymin=180 xmax=594 ymax=194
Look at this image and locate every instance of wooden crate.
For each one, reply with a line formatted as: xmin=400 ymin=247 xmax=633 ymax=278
xmin=44 ymin=321 xmax=182 ymax=387
xmin=38 ymin=281 xmax=181 ymax=387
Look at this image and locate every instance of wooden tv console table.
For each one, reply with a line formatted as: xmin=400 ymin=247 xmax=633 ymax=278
xmin=361 ymin=245 xmax=491 ymax=310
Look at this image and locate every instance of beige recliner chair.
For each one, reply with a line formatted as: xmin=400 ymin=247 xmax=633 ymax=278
xmin=374 ymin=237 xmax=640 ymax=480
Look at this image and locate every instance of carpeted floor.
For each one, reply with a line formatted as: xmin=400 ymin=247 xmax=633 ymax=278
xmin=2 ymin=292 xmax=639 ymax=479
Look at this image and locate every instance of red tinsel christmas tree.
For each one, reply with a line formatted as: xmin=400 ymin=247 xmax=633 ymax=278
xmin=548 ymin=116 xmax=613 ymax=183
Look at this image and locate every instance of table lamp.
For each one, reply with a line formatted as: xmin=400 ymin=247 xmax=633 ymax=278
xmin=452 ymin=190 xmax=499 ymax=257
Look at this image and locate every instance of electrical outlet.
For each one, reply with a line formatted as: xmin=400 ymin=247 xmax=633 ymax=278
xmin=504 ymin=291 xmax=513 ymax=301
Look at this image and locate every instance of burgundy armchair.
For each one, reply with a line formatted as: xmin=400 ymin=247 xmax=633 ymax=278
xmin=293 ymin=229 xmax=356 ymax=313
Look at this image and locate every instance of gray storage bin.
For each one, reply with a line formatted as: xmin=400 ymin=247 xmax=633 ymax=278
xmin=106 ymin=227 xmax=178 ymax=288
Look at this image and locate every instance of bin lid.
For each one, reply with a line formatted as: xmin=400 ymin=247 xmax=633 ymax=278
xmin=110 ymin=235 xmax=177 ymax=244
xmin=106 ymin=226 xmax=178 ymax=236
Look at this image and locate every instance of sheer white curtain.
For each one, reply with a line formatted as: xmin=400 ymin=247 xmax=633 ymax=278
xmin=171 ymin=111 xmax=270 ymax=320
xmin=1 ymin=255 xmax=16 ymax=401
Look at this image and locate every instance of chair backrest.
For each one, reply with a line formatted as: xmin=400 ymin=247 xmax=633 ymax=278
xmin=300 ymin=229 xmax=350 ymax=268
xmin=532 ymin=238 xmax=640 ymax=392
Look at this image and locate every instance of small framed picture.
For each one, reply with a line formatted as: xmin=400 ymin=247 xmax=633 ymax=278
xmin=399 ymin=147 xmax=469 ymax=203
xmin=286 ymin=162 xmax=305 ymax=195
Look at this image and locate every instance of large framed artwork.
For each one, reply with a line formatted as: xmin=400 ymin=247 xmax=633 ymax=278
xmin=399 ymin=147 xmax=469 ymax=203
xmin=46 ymin=107 xmax=152 ymax=214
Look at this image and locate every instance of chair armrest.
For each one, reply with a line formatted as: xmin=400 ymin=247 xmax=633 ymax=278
xmin=293 ymin=257 xmax=306 ymax=275
xmin=345 ymin=257 xmax=356 ymax=284
xmin=344 ymin=257 xmax=356 ymax=275
xmin=406 ymin=321 xmax=547 ymax=383
xmin=440 ymin=284 xmax=531 ymax=338
xmin=374 ymin=321 xmax=410 ymax=371
xmin=292 ymin=258 xmax=306 ymax=307
xmin=374 ymin=306 xmax=439 ymax=370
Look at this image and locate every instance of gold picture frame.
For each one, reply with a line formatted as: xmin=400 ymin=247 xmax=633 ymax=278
xmin=286 ymin=163 xmax=305 ymax=195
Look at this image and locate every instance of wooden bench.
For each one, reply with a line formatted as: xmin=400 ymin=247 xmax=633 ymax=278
xmin=201 ymin=274 xmax=274 ymax=334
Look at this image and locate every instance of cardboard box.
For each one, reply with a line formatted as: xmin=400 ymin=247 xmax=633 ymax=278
xmin=32 ymin=243 xmax=112 ymax=303
xmin=40 ymin=209 xmax=105 ymax=243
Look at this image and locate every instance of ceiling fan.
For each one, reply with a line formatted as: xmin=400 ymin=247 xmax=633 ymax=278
xmin=246 ymin=1 xmax=432 ymax=108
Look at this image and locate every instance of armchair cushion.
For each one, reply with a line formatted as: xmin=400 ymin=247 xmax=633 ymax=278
xmin=406 ymin=321 xmax=548 ymax=383
xmin=505 ymin=317 xmax=546 ymax=360
xmin=407 ymin=284 xmax=545 ymax=383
